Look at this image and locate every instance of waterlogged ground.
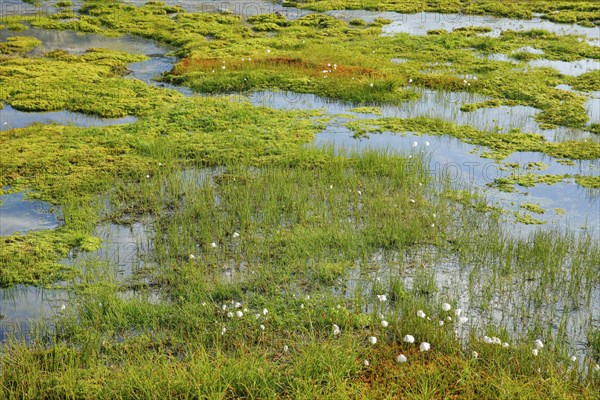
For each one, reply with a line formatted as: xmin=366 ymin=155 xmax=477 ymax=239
xmin=0 ymin=1 xmax=599 ymax=398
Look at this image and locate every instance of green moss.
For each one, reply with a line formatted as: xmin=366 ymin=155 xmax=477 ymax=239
xmin=0 ymin=49 xmax=180 ymax=117
xmin=291 ymin=0 xmax=600 ymax=27
xmin=349 ymin=106 xmax=382 ymax=114
xmin=514 ymin=212 xmax=547 ymax=225
xmin=7 ymin=23 xmax=28 ymax=32
xmin=0 ymin=36 xmax=41 ymax=54
xmin=349 ymin=19 xmax=367 ymax=26
xmin=575 ymin=175 xmax=600 ymax=189
xmin=489 ymin=173 xmax=569 ymax=192
xmin=346 ymin=117 xmax=600 ymax=160
xmin=520 ymin=203 xmax=545 ymax=214
xmin=571 ymin=70 xmax=600 ymax=92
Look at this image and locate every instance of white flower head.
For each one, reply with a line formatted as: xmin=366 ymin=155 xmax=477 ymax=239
xmin=403 ymin=334 xmax=415 ymax=344
xmin=363 ymin=359 xmax=370 ymax=366
xmin=416 ymin=310 xmax=426 ymax=318
xmin=283 ymin=345 xmax=289 ymax=352
xmin=260 ymin=324 xmax=265 ymax=331
xmin=594 ymin=364 xmax=600 ymax=372
xmin=210 ymin=242 xmax=217 ymax=248
xmin=441 ymin=303 xmax=451 ymax=312
xmin=484 ymin=336 xmax=492 ymax=344
xmin=419 ymin=342 xmax=431 ymax=352
xmin=189 ymin=254 xmax=195 ymax=260
xmin=472 ymin=351 xmax=478 ymax=358
xmin=412 ymin=141 xmax=418 ymax=147
xmin=263 ymin=308 xmax=268 ymax=315
xmin=232 ymin=231 xmax=240 ymax=238
xmin=502 ymin=342 xmax=509 ymax=348
xmin=333 ymin=324 xmax=341 ymax=336
xmin=454 ymin=308 xmax=462 ymax=317
xmin=569 ymin=356 xmax=577 ymax=362
xmin=236 ymin=311 xmax=243 ymax=318
xmin=377 ymin=294 xmax=387 ymax=302
xmin=396 ymin=354 xmax=407 ymax=363
xmin=227 ymin=312 xmax=234 ymax=318
xmin=492 ymin=337 xmax=501 ymax=345
xmin=368 ymin=336 xmax=377 ymax=345
xmin=381 ymin=320 xmax=389 ymax=328
xmin=533 ymin=339 xmax=544 ymax=350
xmin=459 ymin=316 xmax=468 ymax=324
xmin=425 ymin=141 xmax=430 ymax=147
xmin=439 ymin=320 xmax=444 ymax=326
xmin=532 ymin=348 xmax=539 ymax=356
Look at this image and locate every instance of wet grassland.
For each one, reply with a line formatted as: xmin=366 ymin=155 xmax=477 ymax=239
xmin=0 ymin=1 xmax=599 ymax=398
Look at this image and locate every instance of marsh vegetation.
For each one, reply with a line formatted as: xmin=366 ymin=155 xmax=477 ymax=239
xmin=0 ymin=0 xmax=599 ymax=398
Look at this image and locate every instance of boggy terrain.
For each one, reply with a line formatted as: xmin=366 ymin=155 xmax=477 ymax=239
xmin=0 ymin=1 xmax=599 ymax=398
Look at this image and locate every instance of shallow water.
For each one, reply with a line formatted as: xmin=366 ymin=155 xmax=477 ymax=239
xmin=0 ymin=27 xmax=166 ymax=56
xmin=248 ymin=90 xmax=599 ymax=233
xmin=0 ymin=191 xmax=61 ymax=235
xmin=338 ymin=249 xmax=599 ymax=356
xmin=0 ymin=103 xmax=136 ymax=130
xmin=0 ymin=285 xmax=69 ymax=343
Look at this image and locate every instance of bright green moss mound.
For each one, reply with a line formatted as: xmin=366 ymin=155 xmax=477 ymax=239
xmin=0 ymin=36 xmax=41 ymax=54
xmin=0 ymin=48 xmax=180 ymax=117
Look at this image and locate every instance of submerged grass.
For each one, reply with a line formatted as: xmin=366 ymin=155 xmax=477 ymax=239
xmin=2 ymin=147 xmax=599 ymax=398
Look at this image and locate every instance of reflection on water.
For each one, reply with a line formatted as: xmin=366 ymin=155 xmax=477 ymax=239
xmin=0 ymin=191 xmax=61 ymax=236
xmin=0 ymin=285 xmax=70 ymax=343
xmin=0 ymin=103 xmax=137 ymax=130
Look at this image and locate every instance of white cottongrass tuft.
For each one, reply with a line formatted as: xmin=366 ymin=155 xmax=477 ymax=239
xmin=439 ymin=320 xmax=444 ymax=326
xmin=396 ymin=354 xmax=407 ymax=363
xmin=594 ymin=364 xmax=600 ymax=372
xmin=416 ymin=310 xmax=426 ymax=318
xmin=236 ymin=311 xmax=243 ymax=318
xmin=441 ymin=303 xmax=451 ymax=311
xmin=454 ymin=308 xmax=462 ymax=317
xmin=283 ymin=345 xmax=289 ymax=352
xmin=532 ymin=349 xmax=539 ymax=356
xmin=473 ymin=351 xmax=478 ymax=358
xmin=425 ymin=141 xmax=430 ymax=147
xmin=403 ymin=334 xmax=415 ymax=343
xmin=534 ymin=339 xmax=544 ymax=350
xmin=333 ymin=324 xmax=341 ymax=336
xmin=232 ymin=231 xmax=240 ymax=238
xmin=227 ymin=312 xmax=234 ymax=318
xmin=369 ymin=336 xmax=377 ymax=345
xmin=263 ymin=308 xmax=268 ymax=315
xmin=412 ymin=141 xmax=418 ymax=147
xmin=260 ymin=324 xmax=265 ymax=330
xmin=210 ymin=242 xmax=217 ymax=248
xmin=484 ymin=336 xmax=492 ymax=344
xmin=376 ymin=294 xmax=387 ymax=302
xmin=189 ymin=254 xmax=195 ymax=260
xmin=381 ymin=320 xmax=388 ymax=328
xmin=363 ymin=359 xmax=370 ymax=366
xmin=570 ymin=356 xmax=577 ymax=362
xmin=419 ymin=342 xmax=431 ymax=352
xmin=492 ymin=337 xmax=501 ymax=345
xmin=502 ymin=342 xmax=509 ymax=348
